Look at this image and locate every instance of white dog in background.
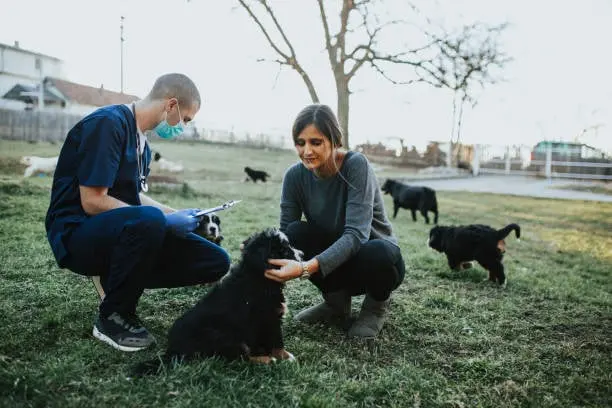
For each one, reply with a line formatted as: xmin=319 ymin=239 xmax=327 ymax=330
xmin=20 ymin=156 xmax=59 ymax=177
xmin=152 ymin=151 xmax=184 ymax=173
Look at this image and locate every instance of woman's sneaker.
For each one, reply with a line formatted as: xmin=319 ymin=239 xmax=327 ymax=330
xmin=93 ymin=312 xmax=155 ymax=352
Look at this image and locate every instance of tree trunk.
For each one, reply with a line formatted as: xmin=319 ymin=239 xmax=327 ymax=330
xmin=447 ymin=92 xmax=458 ymax=167
xmin=336 ymin=78 xmax=350 ymax=148
xmin=455 ymin=96 xmax=465 ymax=163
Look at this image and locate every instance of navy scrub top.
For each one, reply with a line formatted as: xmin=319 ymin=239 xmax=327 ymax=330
xmin=45 ymin=104 xmax=152 ymax=267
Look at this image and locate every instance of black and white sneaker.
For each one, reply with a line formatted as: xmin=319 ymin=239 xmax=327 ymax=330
xmin=93 ymin=312 xmax=155 ymax=352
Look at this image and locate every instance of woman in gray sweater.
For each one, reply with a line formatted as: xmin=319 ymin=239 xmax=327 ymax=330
xmin=265 ymin=104 xmax=405 ymax=338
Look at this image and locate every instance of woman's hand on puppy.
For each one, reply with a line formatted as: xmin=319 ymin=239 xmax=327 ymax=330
xmin=265 ymin=259 xmax=302 ymax=283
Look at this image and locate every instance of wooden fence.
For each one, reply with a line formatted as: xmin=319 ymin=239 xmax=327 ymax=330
xmin=0 ymin=108 xmax=83 ymax=142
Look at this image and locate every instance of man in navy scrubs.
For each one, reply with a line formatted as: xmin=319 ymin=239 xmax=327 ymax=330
xmin=45 ymin=73 xmax=230 ymax=352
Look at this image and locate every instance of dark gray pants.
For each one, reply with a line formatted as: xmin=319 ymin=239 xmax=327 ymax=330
xmin=285 ymin=221 xmax=405 ymax=301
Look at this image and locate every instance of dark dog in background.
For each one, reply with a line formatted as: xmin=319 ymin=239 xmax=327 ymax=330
xmin=194 ymin=212 xmax=223 ymax=245
xmin=244 ymin=166 xmax=270 ymax=183
xmin=428 ymin=223 xmax=521 ymax=286
xmin=381 ymin=179 xmax=439 ymax=223
xmin=132 ymin=228 xmax=303 ymax=376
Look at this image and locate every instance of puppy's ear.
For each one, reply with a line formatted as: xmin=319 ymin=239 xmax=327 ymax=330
xmin=243 ymin=234 xmax=272 ymax=274
xmin=430 ymin=227 xmax=440 ymax=240
xmin=428 ymin=227 xmax=438 ymax=247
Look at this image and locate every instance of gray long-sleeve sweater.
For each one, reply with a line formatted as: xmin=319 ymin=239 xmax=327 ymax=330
xmin=280 ymin=151 xmax=398 ymax=276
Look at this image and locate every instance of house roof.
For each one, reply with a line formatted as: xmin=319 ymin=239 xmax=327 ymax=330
xmin=0 ymin=42 xmax=63 ymax=62
xmin=46 ymin=77 xmax=140 ymax=107
xmin=2 ymin=83 xmax=65 ymax=104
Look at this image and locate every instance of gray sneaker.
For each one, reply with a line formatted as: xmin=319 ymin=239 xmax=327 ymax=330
xmin=93 ymin=312 xmax=155 ymax=352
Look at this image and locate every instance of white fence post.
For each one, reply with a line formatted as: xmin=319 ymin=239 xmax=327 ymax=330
xmin=472 ymin=144 xmax=480 ymax=176
xmin=505 ymin=145 xmax=511 ymax=175
xmin=545 ymin=144 xmax=552 ymax=180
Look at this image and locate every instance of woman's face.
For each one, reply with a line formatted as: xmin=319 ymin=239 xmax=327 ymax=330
xmin=295 ymin=124 xmax=334 ymax=173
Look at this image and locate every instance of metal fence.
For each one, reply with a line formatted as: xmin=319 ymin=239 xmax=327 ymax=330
xmin=174 ymin=126 xmax=290 ymax=150
xmin=0 ymin=107 xmax=291 ymax=150
xmin=2 ymin=107 xmax=610 ymax=180
xmin=473 ymin=144 xmax=612 ymax=181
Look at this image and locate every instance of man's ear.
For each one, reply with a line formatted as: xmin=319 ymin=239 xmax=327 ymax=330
xmin=166 ymin=97 xmax=179 ymax=111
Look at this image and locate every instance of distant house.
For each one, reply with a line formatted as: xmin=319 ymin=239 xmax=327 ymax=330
xmin=3 ymin=76 xmax=140 ymax=114
xmin=1 ymin=41 xmax=139 ymax=114
xmin=531 ymin=141 xmax=608 ymax=161
xmin=0 ymin=41 xmax=64 ymax=109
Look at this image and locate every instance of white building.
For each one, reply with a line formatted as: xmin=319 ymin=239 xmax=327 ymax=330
xmin=1 ymin=41 xmax=139 ymax=113
xmin=0 ymin=41 xmax=64 ymax=108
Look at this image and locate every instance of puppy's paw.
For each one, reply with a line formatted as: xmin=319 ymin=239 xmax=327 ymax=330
xmin=271 ymin=348 xmax=296 ymax=362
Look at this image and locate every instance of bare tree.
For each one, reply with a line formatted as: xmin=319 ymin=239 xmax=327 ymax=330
xmin=425 ymin=22 xmax=511 ymax=165
xmin=236 ymin=0 xmax=509 ymax=148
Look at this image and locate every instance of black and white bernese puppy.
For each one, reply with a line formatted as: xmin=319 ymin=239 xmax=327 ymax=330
xmin=428 ymin=223 xmax=520 ymax=286
xmin=244 ymin=166 xmax=271 ymax=183
xmin=133 ymin=228 xmax=303 ymax=376
xmin=194 ymin=212 xmax=223 ymax=245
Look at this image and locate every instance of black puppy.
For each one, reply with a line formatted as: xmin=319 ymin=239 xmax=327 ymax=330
xmin=194 ymin=212 xmax=223 ymax=245
xmin=132 ymin=228 xmax=303 ymax=376
xmin=381 ymin=179 xmax=439 ymax=223
xmin=244 ymin=166 xmax=270 ymax=183
xmin=428 ymin=223 xmax=521 ymax=286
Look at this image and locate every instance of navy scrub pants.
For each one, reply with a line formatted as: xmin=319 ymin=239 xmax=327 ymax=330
xmin=64 ymin=206 xmax=230 ymax=317
xmin=285 ymin=221 xmax=405 ymax=301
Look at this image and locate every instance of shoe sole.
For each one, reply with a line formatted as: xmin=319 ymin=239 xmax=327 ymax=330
xmin=92 ymin=326 xmax=148 ymax=352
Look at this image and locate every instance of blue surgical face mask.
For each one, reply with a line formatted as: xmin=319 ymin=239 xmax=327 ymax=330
xmin=154 ymin=103 xmax=184 ymax=139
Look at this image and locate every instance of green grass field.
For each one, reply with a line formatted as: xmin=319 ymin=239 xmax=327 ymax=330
xmin=1 ymin=139 xmax=611 ymax=408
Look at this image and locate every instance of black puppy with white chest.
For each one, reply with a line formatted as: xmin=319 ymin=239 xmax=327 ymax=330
xmin=133 ymin=228 xmax=303 ymax=375
xmin=428 ymin=223 xmax=520 ymax=286
xmin=194 ymin=212 xmax=223 ymax=245
xmin=381 ymin=179 xmax=439 ymax=223
xmin=244 ymin=166 xmax=270 ymax=183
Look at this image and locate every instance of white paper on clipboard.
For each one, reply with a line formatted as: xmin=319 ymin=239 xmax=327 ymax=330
xmin=193 ymin=200 xmax=242 ymax=217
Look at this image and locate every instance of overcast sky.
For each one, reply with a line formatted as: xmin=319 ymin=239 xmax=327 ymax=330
xmin=1 ymin=0 xmax=611 ymax=152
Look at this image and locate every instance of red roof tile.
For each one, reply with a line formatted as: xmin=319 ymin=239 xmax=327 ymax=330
xmin=47 ymin=77 xmax=140 ymax=107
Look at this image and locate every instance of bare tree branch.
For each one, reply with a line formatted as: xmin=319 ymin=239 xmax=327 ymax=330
xmin=258 ymin=0 xmax=299 ymax=60
xmin=236 ymin=0 xmax=290 ymax=61
xmin=370 ymin=61 xmax=423 ymax=86
xmin=233 ymin=0 xmax=510 ymax=148
xmin=316 ymin=0 xmax=335 ymax=64
xmin=237 ymin=0 xmax=320 ymax=102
